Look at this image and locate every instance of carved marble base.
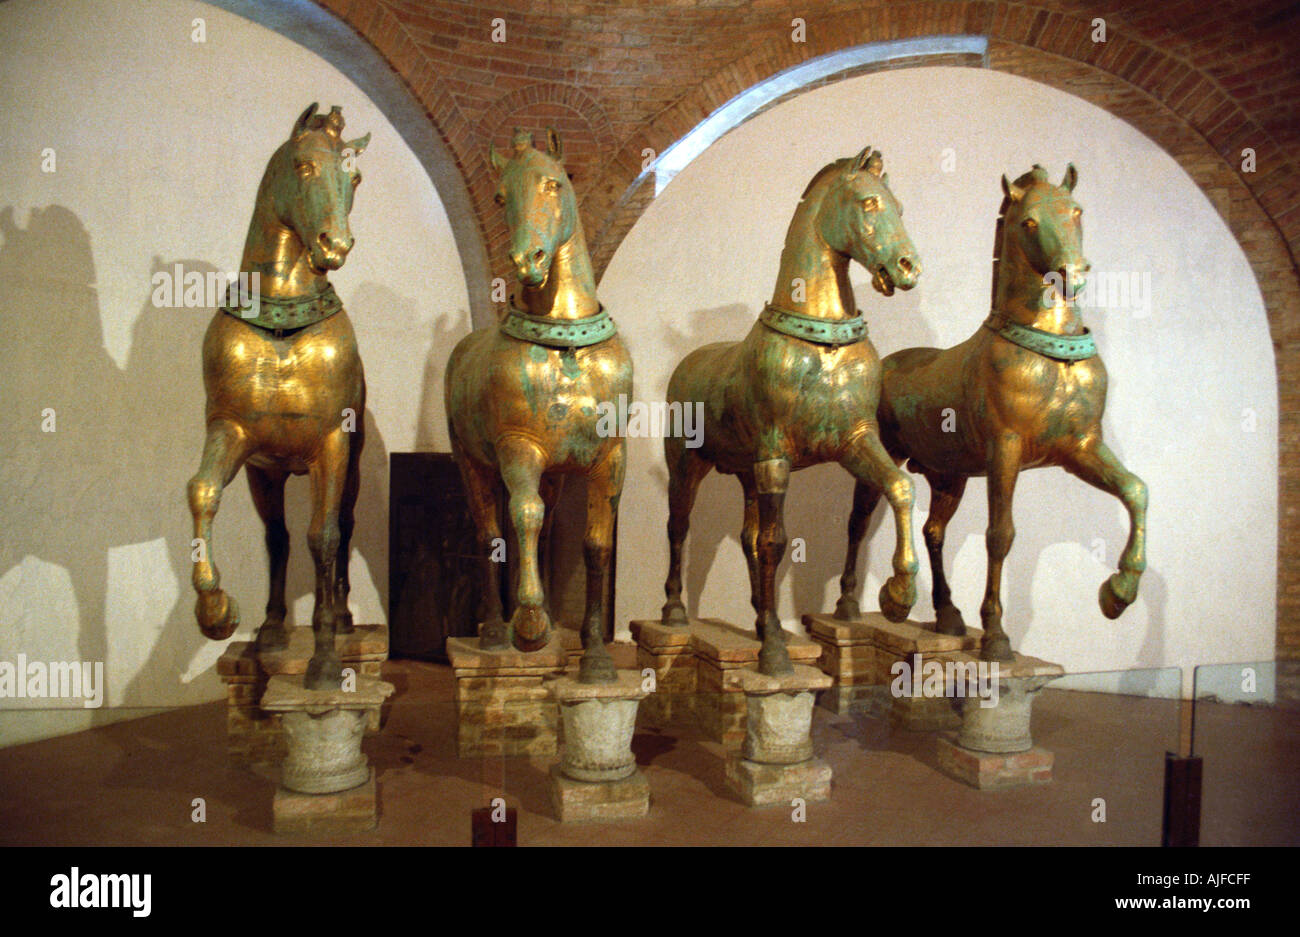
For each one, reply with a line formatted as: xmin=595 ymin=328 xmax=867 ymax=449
xmin=724 ymin=665 xmax=832 ymax=807
xmin=447 ymin=634 xmax=567 ymax=758
xmin=547 ymin=671 xmax=650 ymax=821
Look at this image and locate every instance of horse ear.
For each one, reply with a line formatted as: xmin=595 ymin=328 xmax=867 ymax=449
xmin=1062 ymin=163 xmax=1078 ymax=192
xmin=293 ymin=102 xmax=319 ymax=138
xmin=1002 ymin=174 xmax=1026 ymax=202
xmin=851 ymin=145 xmax=873 ymax=174
xmin=490 ymin=144 xmax=508 ymax=175
xmin=546 ymin=128 xmax=563 ymax=163
xmin=344 ymin=133 xmax=371 ymax=156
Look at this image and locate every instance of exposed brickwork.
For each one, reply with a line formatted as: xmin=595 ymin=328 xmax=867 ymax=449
xmin=312 ymin=0 xmax=1300 ymax=658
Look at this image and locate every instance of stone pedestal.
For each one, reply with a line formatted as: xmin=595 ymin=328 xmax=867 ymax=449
xmin=629 ymin=618 xmax=821 ymax=747
xmin=447 ymin=634 xmax=567 ymax=758
xmin=804 ymin=612 xmax=980 ymax=729
xmin=548 ymin=671 xmax=651 ymax=821
xmin=217 ymin=624 xmax=388 ymax=765
xmin=724 ymin=665 xmax=833 ymax=807
xmin=934 ymin=652 xmax=1064 ymax=790
xmin=261 ymin=674 xmax=394 ymax=834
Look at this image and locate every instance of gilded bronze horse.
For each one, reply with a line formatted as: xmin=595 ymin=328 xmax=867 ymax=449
xmin=661 ymin=146 xmax=921 ymax=677
xmin=188 ymin=103 xmax=370 ymax=689
xmin=446 ymin=129 xmax=631 ymax=684
xmin=835 ymin=164 xmax=1147 ymax=662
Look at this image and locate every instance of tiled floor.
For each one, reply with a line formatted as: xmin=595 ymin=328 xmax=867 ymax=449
xmin=0 ymin=659 xmax=1295 ymax=846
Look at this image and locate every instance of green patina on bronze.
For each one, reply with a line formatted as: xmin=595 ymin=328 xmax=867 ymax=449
xmin=501 ymin=304 xmax=617 ymax=348
xmin=835 ymin=164 xmax=1147 ymax=665
xmin=220 ymin=282 xmax=343 ymax=331
xmin=660 ymin=145 xmax=923 ymax=677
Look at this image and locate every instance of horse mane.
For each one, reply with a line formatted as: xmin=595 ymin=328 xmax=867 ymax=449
xmin=990 ymin=165 xmax=1050 ymax=310
xmin=800 ymin=157 xmax=852 ymax=201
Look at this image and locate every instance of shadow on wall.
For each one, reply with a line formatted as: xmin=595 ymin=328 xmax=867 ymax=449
xmin=0 ymin=205 xmax=391 ymax=718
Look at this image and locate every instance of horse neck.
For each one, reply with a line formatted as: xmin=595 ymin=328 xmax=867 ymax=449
xmin=517 ymin=216 xmax=600 ymax=320
xmin=992 ymin=233 xmax=1086 ymax=335
xmin=769 ymin=184 xmax=855 ymax=320
xmin=239 ymin=183 xmax=329 ymax=299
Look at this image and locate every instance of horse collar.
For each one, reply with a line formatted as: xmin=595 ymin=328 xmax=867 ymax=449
xmin=984 ymin=311 xmax=1097 ymax=362
xmin=221 ymin=282 xmax=343 ymax=334
xmin=500 ymin=303 xmax=617 ymax=349
xmin=760 ymin=303 xmax=866 ymax=347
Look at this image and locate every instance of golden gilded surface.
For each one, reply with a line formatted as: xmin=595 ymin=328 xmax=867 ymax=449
xmin=446 ymin=130 xmax=631 ymax=684
xmin=835 ymin=165 xmax=1147 ymax=662
xmin=188 ymin=103 xmax=370 ymax=690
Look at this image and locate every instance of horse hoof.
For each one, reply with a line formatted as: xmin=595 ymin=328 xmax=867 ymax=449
xmin=1099 ymin=575 xmax=1132 ymax=620
xmin=758 ymin=638 xmax=794 ymax=677
xmin=833 ymin=596 xmax=861 ymax=621
xmin=255 ymin=622 xmax=289 ymax=651
xmin=579 ymin=650 xmax=618 ymax=685
xmin=661 ymin=601 xmax=688 ymax=627
xmin=305 ymin=652 xmax=343 ymax=690
xmin=196 ymin=591 xmax=239 ymax=641
xmin=878 ymin=580 xmax=913 ymax=623
xmin=511 ymin=606 xmax=551 ymax=652
xmin=980 ymin=633 xmax=1014 ymax=663
xmin=935 ymin=605 xmax=966 ymax=637
xmin=479 ymin=619 xmax=509 ymax=650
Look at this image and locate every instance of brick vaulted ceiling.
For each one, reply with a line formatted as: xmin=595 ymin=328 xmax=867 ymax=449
xmin=313 ymin=0 xmax=1300 ymax=656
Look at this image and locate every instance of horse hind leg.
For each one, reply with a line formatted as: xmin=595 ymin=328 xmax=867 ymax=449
xmin=1063 ymin=441 xmax=1148 ymax=618
xmin=246 ymin=464 xmax=290 ymax=650
xmin=453 ymin=438 xmax=509 ymax=650
xmin=187 ymin=420 xmax=251 ymax=640
xmin=923 ymin=472 xmax=968 ymax=636
xmin=834 ymin=480 xmax=884 ymax=620
xmin=661 ymin=437 xmax=712 ymax=626
xmin=304 ymin=428 xmax=351 ymax=689
xmin=577 ymin=445 xmax=625 ymax=684
xmin=979 ymin=435 xmax=1022 ymax=663
xmin=333 ymin=416 xmax=364 ymax=635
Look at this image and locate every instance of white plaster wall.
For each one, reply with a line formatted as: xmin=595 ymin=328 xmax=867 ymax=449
xmin=0 ymin=0 xmax=471 ymax=745
xmin=603 ymin=66 xmax=1277 ymax=678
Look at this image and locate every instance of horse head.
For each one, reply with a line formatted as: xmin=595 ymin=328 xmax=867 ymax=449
xmin=817 ymin=146 xmax=920 ymax=297
xmin=267 ymin=102 xmax=369 ymax=273
xmin=490 ymin=128 xmax=576 ymax=288
xmin=1001 ymin=164 xmax=1090 ymax=302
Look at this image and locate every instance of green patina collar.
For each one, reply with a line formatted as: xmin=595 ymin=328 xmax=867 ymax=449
xmin=985 ymin=312 xmax=1097 ymax=362
xmin=760 ymin=304 xmax=866 ymax=346
xmin=500 ymin=304 xmax=617 ymax=348
xmin=221 ymin=282 xmax=343 ymax=332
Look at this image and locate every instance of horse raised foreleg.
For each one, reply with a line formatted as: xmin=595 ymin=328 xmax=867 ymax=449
xmin=578 ymin=444 xmax=625 ymax=684
xmin=834 ymin=481 xmax=883 ymax=620
xmin=1063 ymin=440 xmax=1147 ymax=619
xmin=246 ymin=464 xmax=290 ymax=650
xmin=304 ymin=428 xmax=350 ymax=689
xmin=754 ymin=457 xmax=794 ymax=677
xmin=188 ymin=420 xmax=251 ymax=640
xmin=499 ymin=435 xmax=550 ymax=652
xmin=453 ymin=437 xmax=510 ymax=649
xmin=980 ymin=434 xmax=1022 ymax=662
xmin=923 ymin=473 xmax=968 ymax=636
xmin=842 ymin=432 xmax=917 ymax=622
xmin=661 ymin=438 xmax=712 ymax=626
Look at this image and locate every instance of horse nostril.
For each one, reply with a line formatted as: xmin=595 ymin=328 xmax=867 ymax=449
xmin=898 ymin=256 xmax=914 ymax=275
xmin=532 ymin=249 xmax=546 ymax=265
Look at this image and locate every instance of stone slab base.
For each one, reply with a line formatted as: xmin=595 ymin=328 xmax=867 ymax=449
xmin=273 ymin=769 xmax=377 ymax=835
xmin=936 ymin=735 xmax=1054 ymax=790
xmin=219 ymin=625 xmax=388 ymax=765
xmin=548 ymin=764 xmax=650 ymax=822
xmin=725 ymin=756 xmax=832 ymax=807
xmin=448 ymin=635 xmax=566 ymax=758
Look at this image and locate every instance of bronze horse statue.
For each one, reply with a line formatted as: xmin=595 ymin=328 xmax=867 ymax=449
xmin=446 ymin=129 xmax=632 ymax=684
xmin=661 ymin=146 xmax=921 ymax=677
xmin=834 ymin=164 xmax=1147 ymax=662
xmin=188 ymin=103 xmax=370 ymax=689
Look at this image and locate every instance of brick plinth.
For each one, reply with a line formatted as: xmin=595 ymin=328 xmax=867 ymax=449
xmin=273 ymin=769 xmax=378 ymax=835
xmin=936 ymin=736 xmax=1055 ymax=790
xmin=548 ymin=764 xmax=650 ymax=821
xmin=447 ymin=635 xmax=567 ymax=758
xmin=725 ymin=756 xmax=832 ymax=807
xmin=216 ymin=625 xmax=388 ymax=765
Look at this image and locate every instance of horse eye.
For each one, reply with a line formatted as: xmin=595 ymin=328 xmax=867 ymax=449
xmin=1022 ymin=217 xmax=1038 ymax=230
xmin=862 ymin=196 xmax=880 ymax=211
xmin=295 ymin=160 xmax=316 ymax=177
xmin=494 ymin=192 xmax=505 ymax=205
xmin=1072 ymin=207 xmax=1082 ymax=219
